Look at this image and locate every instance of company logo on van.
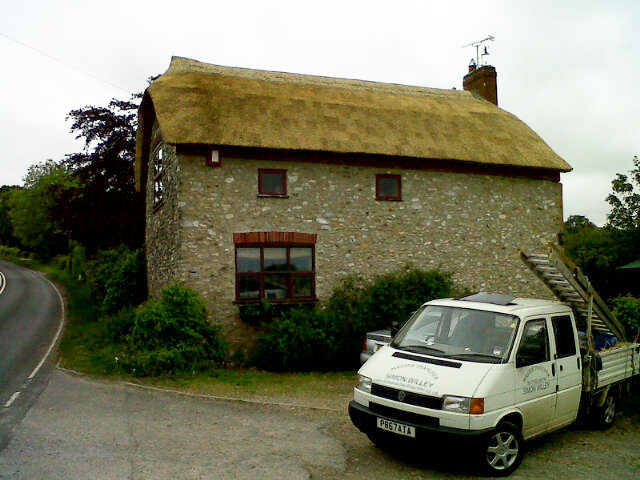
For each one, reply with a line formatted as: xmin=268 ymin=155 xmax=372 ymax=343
xmin=397 ymin=391 xmax=406 ymax=402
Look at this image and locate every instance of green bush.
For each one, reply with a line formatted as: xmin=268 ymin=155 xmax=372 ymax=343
xmin=0 ymin=244 xmax=22 ymax=261
xmin=120 ymin=284 xmax=228 ymax=376
xmin=250 ymin=307 xmax=337 ymax=371
xmin=611 ymin=295 xmax=640 ymax=342
xmin=102 ymin=307 xmax=135 ymax=342
xmin=85 ymin=246 xmax=147 ymax=315
xmin=103 ymin=249 xmax=146 ymax=314
xmin=251 ymin=266 xmax=456 ymax=371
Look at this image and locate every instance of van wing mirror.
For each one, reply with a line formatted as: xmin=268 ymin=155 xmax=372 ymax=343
xmin=390 ymin=321 xmax=399 ymax=338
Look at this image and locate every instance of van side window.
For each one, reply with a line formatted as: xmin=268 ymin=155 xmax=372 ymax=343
xmin=551 ymin=315 xmax=577 ymax=358
xmin=517 ymin=319 xmax=550 ymax=365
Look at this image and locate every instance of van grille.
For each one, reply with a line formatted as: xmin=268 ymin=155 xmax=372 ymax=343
xmin=371 ymin=383 xmax=443 ymax=410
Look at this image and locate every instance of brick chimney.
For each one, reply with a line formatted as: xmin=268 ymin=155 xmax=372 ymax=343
xmin=463 ymin=61 xmax=498 ymax=106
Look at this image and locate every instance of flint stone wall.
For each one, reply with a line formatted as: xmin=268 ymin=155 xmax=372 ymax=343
xmin=146 ymin=150 xmax=563 ymax=351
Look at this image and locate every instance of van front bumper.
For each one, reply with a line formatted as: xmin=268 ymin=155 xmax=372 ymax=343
xmin=349 ymin=400 xmax=493 ymax=441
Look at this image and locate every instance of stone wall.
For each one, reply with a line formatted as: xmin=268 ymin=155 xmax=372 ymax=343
xmin=145 ymin=123 xmax=181 ymax=297
xmin=145 ymin=150 xmax=563 ymax=351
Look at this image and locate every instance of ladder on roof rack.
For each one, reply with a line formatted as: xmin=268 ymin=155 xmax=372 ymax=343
xmin=519 ymin=244 xmax=627 ymax=342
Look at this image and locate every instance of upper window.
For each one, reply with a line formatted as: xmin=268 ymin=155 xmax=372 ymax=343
xmin=259 ymin=169 xmax=287 ymax=196
xmin=234 ymin=232 xmax=316 ymax=302
xmin=376 ymin=174 xmax=401 ymax=201
xmin=152 ymin=146 xmax=165 ymax=207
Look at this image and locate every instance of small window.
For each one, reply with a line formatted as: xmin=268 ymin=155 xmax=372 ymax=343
xmin=152 ymin=146 xmax=165 ymax=207
xmin=208 ymin=150 xmax=221 ymax=167
xmin=376 ymin=174 xmax=401 ymax=201
xmin=259 ymin=169 xmax=287 ymax=196
xmin=552 ymin=315 xmax=577 ymax=358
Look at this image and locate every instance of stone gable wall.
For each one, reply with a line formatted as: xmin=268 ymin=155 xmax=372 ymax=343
xmin=145 ymin=123 xmax=181 ymax=297
xmin=145 ymin=151 xmax=563 ymax=351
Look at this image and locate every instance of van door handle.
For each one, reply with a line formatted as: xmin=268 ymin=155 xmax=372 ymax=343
xmin=552 ymin=364 xmax=556 ymax=376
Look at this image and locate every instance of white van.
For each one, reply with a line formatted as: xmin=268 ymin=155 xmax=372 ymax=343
xmin=349 ymin=293 xmax=639 ymax=476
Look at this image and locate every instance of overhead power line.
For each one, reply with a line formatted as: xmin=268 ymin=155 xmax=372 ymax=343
xmin=0 ymin=31 xmax=133 ymax=95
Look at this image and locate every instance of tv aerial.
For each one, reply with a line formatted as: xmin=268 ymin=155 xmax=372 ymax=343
xmin=462 ymin=35 xmax=494 ymax=67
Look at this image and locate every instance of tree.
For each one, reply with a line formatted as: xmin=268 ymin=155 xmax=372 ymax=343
xmin=8 ymin=161 xmax=81 ymax=259
xmin=0 ymin=185 xmax=21 ymax=247
xmin=565 ymin=215 xmax=596 ymax=233
xmin=606 ymin=155 xmax=640 ymax=230
xmin=64 ymin=96 xmax=144 ymax=252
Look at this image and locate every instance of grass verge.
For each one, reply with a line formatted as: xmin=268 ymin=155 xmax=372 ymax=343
xmin=2 ymin=257 xmax=356 ymax=409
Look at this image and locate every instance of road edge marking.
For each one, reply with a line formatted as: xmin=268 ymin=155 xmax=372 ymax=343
xmin=3 ymin=391 xmax=21 ymax=408
xmin=27 ymin=276 xmax=65 ymax=381
xmin=0 ymin=271 xmax=6 ymax=296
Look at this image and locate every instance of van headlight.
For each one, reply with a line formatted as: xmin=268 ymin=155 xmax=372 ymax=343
xmin=442 ymin=395 xmax=484 ymax=414
xmin=356 ymin=374 xmax=372 ymax=393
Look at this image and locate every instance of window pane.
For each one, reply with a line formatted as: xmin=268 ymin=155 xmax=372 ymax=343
xmin=552 ymin=315 xmax=577 ymax=358
xmin=264 ymin=248 xmax=288 ymax=271
xmin=264 ymin=274 xmax=288 ymax=299
xmin=261 ymin=171 xmax=285 ymax=194
xmin=238 ymin=276 xmax=260 ymax=299
xmin=237 ymin=248 xmax=261 ymax=272
xmin=518 ymin=319 xmax=549 ymax=363
xmin=379 ymin=177 xmax=399 ymax=197
xmin=290 ymin=248 xmax=312 ymax=271
xmin=292 ymin=276 xmax=312 ymax=297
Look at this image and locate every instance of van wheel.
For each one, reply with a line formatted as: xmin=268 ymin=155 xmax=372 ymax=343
xmin=594 ymin=391 xmax=616 ymax=429
xmin=480 ymin=422 xmax=523 ymax=477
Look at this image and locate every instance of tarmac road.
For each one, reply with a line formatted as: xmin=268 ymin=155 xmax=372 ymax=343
xmin=0 ymin=260 xmax=63 ymax=451
xmin=0 ymin=369 xmax=347 ymax=479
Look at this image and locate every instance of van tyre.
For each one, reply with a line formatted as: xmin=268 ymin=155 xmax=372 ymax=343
xmin=594 ymin=391 xmax=616 ymax=430
xmin=480 ymin=422 xmax=523 ymax=477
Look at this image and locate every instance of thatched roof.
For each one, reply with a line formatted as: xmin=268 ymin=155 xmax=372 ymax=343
xmin=136 ymin=56 xmax=571 ymax=189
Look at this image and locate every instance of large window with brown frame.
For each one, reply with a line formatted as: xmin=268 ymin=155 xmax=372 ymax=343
xmin=235 ymin=234 xmax=315 ymax=302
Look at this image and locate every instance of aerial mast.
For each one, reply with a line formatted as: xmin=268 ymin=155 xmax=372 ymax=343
xmin=462 ymin=35 xmax=495 ymax=67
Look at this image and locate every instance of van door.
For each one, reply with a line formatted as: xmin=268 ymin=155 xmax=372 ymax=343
xmin=549 ymin=314 xmax=582 ymax=428
xmin=515 ymin=318 xmax=557 ymax=439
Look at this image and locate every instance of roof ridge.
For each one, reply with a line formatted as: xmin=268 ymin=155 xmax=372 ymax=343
xmin=166 ymin=56 xmax=469 ymax=100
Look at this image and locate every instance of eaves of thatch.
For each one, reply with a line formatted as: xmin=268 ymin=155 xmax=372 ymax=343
xmin=135 ymin=56 xmax=572 ymax=190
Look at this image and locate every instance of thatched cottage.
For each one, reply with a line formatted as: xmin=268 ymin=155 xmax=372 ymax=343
xmin=135 ymin=56 xmax=572 ymax=348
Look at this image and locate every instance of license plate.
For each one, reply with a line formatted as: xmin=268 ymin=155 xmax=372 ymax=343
xmin=376 ymin=417 xmax=416 ymax=438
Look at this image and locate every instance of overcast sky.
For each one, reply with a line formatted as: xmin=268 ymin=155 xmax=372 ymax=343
xmin=1 ymin=0 xmax=638 ymax=226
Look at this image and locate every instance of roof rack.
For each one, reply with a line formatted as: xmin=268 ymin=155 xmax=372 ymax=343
xmin=520 ymin=244 xmax=627 ymax=342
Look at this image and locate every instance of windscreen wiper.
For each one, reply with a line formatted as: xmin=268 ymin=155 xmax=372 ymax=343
xmin=399 ymin=344 xmax=445 ymax=355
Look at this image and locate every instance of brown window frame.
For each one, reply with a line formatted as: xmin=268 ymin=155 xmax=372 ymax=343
xmin=234 ymin=232 xmax=316 ymax=303
xmin=258 ymin=168 xmax=287 ymax=197
xmin=375 ymin=174 xmax=402 ymax=201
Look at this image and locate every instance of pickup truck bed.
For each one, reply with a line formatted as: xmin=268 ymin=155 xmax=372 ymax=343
xmin=595 ymin=343 xmax=640 ymax=388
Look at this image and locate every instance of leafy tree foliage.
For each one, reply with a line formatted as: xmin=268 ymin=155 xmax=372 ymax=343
xmin=64 ymin=96 xmax=144 ymax=252
xmin=606 ymin=156 xmax=640 ymax=230
xmin=0 ymin=185 xmax=21 ymax=248
xmin=7 ymin=161 xmax=81 ymax=259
